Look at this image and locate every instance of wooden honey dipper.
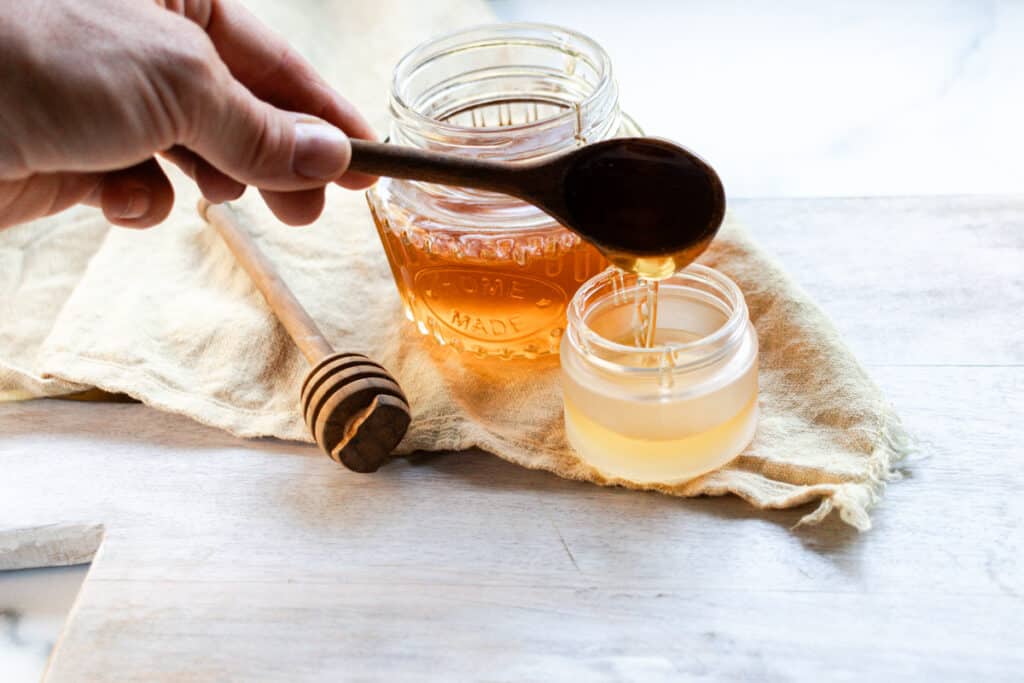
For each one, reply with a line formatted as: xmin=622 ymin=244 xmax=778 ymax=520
xmin=198 ymin=200 xmax=410 ymax=473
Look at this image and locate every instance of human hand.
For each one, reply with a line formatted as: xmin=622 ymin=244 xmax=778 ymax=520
xmin=0 ymin=0 xmax=377 ymax=229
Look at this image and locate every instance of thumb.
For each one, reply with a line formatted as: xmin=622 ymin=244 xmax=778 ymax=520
xmin=185 ymin=77 xmax=352 ymax=192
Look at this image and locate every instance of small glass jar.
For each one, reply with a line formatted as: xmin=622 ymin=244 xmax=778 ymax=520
xmin=561 ymin=265 xmax=759 ymax=484
xmin=367 ymin=23 xmax=641 ymax=360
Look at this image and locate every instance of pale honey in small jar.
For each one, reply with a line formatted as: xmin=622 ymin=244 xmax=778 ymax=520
xmin=367 ymin=23 xmax=641 ymax=359
xmin=561 ymin=265 xmax=759 ymax=483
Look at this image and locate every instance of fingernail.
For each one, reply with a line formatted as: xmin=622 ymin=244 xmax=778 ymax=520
xmin=119 ymin=190 xmax=150 ymax=219
xmin=292 ymin=122 xmax=349 ymax=180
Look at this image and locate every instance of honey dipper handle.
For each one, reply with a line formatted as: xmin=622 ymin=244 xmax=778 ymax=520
xmin=199 ymin=200 xmax=333 ymax=364
xmin=348 ymin=138 xmax=527 ymax=197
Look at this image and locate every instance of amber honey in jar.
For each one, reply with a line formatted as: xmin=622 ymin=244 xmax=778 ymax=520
xmin=367 ymin=24 xmax=641 ymax=359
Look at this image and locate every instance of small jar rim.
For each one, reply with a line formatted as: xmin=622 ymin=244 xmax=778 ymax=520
xmin=566 ymin=265 xmax=750 ymax=376
xmin=389 ymin=22 xmax=615 ymax=140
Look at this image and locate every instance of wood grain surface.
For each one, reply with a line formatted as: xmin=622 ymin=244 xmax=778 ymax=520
xmin=1 ymin=196 xmax=1021 ymax=681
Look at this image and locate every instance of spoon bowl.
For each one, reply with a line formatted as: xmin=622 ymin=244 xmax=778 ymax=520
xmin=348 ymin=137 xmax=726 ymax=279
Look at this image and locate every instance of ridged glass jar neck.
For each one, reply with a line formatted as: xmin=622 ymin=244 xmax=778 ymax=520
xmin=388 ymin=23 xmax=621 ymax=163
xmin=566 ymin=265 xmax=750 ymax=379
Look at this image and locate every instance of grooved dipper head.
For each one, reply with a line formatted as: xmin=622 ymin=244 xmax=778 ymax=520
xmin=299 ymin=353 xmax=411 ymax=473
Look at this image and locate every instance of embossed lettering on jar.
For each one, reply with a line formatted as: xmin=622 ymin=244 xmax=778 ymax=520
xmin=367 ymin=24 xmax=641 ymax=359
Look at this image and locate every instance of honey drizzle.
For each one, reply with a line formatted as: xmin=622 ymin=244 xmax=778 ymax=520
xmin=643 ymin=280 xmax=659 ymax=348
xmin=626 ymin=277 xmax=659 ymax=349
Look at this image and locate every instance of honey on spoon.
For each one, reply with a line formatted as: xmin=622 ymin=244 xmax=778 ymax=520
xmin=349 ymin=137 xmax=726 ymax=282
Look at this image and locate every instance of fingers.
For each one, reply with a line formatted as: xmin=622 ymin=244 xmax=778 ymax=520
xmin=335 ymin=166 xmax=378 ymax=192
xmin=259 ymin=188 xmax=326 ymax=226
xmin=96 ymin=159 xmax=175 ymax=228
xmin=196 ymin=0 xmax=378 ymax=189
xmin=0 ymin=161 xmax=172 ymax=231
xmin=201 ymin=0 xmax=376 ymax=136
xmin=160 ymin=0 xmax=381 ymax=223
xmin=183 ymin=72 xmax=355 ymax=192
xmin=0 ymin=172 xmax=101 ymax=230
xmin=161 ymin=146 xmax=245 ymax=203
xmin=162 ymin=146 xmax=324 ymax=225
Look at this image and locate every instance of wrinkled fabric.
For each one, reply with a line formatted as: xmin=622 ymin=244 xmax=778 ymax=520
xmin=0 ymin=208 xmax=103 ymax=400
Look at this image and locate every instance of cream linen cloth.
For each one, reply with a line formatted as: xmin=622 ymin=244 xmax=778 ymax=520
xmin=0 ymin=0 xmax=909 ymax=530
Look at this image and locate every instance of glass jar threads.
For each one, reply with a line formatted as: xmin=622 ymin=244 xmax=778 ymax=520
xmin=367 ymin=23 xmax=641 ymax=359
xmin=561 ymin=265 xmax=759 ymax=484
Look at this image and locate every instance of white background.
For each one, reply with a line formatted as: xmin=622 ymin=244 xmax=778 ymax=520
xmin=493 ymin=0 xmax=1023 ymax=197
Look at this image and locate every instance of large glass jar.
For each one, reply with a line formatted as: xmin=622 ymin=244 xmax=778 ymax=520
xmin=561 ymin=265 xmax=759 ymax=484
xmin=367 ymin=23 xmax=641 ymax=359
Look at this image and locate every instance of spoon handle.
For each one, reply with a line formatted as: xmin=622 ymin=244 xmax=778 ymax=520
xmin=347 ymin=138 xmax=526 ymax=197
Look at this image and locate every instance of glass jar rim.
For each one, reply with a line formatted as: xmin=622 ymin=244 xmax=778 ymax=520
xmin=389 ymin=22 xmax=616 ymax=140
xmin=565 ymin=265 xmax=750 ymax=376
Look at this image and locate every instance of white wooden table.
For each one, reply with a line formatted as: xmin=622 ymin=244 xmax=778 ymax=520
xmin=1 ymin=196 xmax=1021 ymax=681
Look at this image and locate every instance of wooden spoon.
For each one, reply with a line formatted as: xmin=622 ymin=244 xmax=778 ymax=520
xmin=348 ymin=137 xmax=726 ymax=279
xmin=199 ymin=200 xmax=410 ymax=473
